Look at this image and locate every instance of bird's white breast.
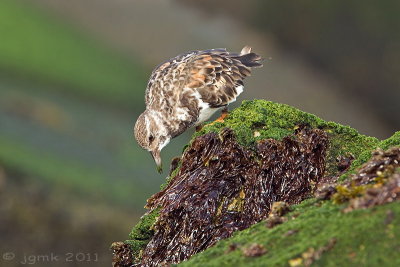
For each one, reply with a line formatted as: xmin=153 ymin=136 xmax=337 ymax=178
xmin=196 ymin=104 xmax=221 ymax=125
xmin=234 ymin=85 xmax=244 ymax=96
xmin=193 ymin=85 xmax=244 ymax=125
xmin=190 ymin=90 xmax=217 ymax=125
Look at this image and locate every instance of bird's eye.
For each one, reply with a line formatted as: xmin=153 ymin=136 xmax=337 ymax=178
xmin=148 ymin=135 xmax=155 ymax=143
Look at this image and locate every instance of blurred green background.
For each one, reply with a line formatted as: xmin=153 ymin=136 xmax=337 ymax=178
xmin=0 ymin=0 xmax=398 ymax=266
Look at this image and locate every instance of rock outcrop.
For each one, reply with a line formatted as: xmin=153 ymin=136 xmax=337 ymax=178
xmin=111 ymin=100 xmax=400 ymax=267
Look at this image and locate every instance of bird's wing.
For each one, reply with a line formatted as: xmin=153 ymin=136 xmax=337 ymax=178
xmin=183 ymin=48 xmax=262 ymax=108
xmin=144 ymin=48 xmax=262 ymax=109
xmin=145 ymin=49 xmax=209 ymax=108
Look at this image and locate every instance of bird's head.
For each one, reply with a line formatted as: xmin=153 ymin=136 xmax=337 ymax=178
xmin=134 ymin=111 xmax=170 ymax=173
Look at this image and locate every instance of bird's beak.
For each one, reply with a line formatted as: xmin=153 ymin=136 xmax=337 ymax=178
xmin=150 ymin=150 xmax=163 ymax=174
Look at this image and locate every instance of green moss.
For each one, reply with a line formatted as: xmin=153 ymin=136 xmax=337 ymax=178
xmin=195 ymin=100 xmax=321 ymax=146
xmin=341 ymin=131 xmax=400 ymax=181
xmin=180 ymin=201 xmax=400 ymax=267
xmin=178 ymin=114 xmax=400 ymax=266
xmin=129 ymin=208 xmax=159 ymax=240
xmin=378 ymin=131 xmax=400 ymax=150
xmin=124 ymin=100 xmax=397 ymax=264
xmin=195 ymin=100 xmax=378 ymax=176
xmin=125 ymin=208 xmax=160 ymax=261
xmin=124 ymin=240 xmax=148 ymax=261
xmin=325 ymin=126 xmax=378 ymax=176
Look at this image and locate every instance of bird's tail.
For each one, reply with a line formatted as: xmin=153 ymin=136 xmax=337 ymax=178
xmin=232 ymin=46 xmax=263 ymax=68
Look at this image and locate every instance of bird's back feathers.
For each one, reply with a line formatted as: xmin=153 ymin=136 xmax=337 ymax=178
xmin=144 ymin=47 xmax=262 ymax=136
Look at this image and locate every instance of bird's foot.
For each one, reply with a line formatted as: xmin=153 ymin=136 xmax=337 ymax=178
xmin=195 ymin=124 xmax=204 ymax=132
xmin=214 ymin=108 xmax=229 ymax=123
xmin=199 ymin=108 xmax=229 ymax=129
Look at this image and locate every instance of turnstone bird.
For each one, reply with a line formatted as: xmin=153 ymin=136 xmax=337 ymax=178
xmin=134 ymin=46 xmax=263 ymax=173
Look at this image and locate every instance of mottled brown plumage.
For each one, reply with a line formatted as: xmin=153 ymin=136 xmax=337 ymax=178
xmin=134 ymin=46 xmax=262 ymax=172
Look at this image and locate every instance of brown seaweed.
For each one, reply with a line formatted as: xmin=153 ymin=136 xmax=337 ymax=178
xmin=111 ymin=242 xmax=134 ymax=267
xmin=242 ymin=243 xmax=268 ymax=257
xmin=345 ymin=147 xmax=400 ymax=187
xmin=344 ymin=172 xmax=400 ymax=212
xmin=265 ymin=201 xmax=290 ymax=228
xmin=326 ymin=147 xmax=400 ymax=211
xmin=138 ymin=127 xmax=328 ymax=266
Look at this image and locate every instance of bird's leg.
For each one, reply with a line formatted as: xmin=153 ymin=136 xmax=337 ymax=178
xmin=202 ymin=107 xmax=229 ymax=129
xmin=215 ymin=107 xmax=229 ymax=123
xmin=195 ymin=124 xmax=204 ymax=132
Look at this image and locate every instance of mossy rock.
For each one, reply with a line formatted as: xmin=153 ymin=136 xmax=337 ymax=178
xmin=181 ymin=200 xmax=400 ymax=267
xmin=116 ymin=100 xmax=399 ymax=266
xmin=194 ymin=100 xmax=379 ymax=176
xmin=124 ymin=208 xmax=159 ymax=261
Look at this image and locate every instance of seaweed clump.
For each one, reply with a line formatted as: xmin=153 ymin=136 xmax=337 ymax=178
xmin=112 ymin=100 xmax=391 ymax=266
xmin=111 ymin=242 xmax=134 ymax=267
xmin=312 ymin=144 xmax=400 ymax=212
xmin=265 ymin=201 xmax=290 ymax=228
xmin=333 ymin=147 xmax=400 ymax=212
xmin=343 ymin=147 xmax=400 ymax=187
xmin=242 ymin=243 xmax=268 ymax=257
xmin=136 ymin=127 xmax=328 ymax=266
xmin=194 ymin=100 xmax=379 ymax=176
xmin=176 ymin=133 xmax=400 ymax=267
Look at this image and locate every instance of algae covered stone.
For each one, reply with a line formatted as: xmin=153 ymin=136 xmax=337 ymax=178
xmin=113 ymin=100 xmax=398 ymax=266
xmin=195 ymin=100 xmax=378 ymax=176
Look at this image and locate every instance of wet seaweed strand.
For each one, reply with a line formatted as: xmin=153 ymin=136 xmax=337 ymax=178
xmin=140 ymin=127 xmax=328 ymax=266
